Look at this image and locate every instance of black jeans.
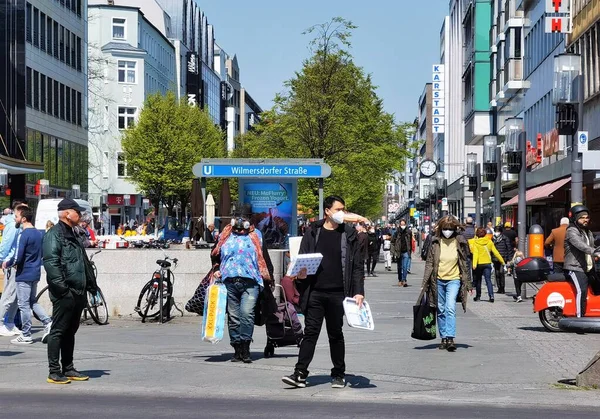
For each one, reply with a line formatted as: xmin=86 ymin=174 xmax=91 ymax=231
xmin=366 ymin=253 xmax=378 ymax=273
xmin=295 ymin=290 xmax=345 ymax=378
xmin=47 ymin=290 xmax=86 ymax=375
xmin=553 ymin=262 xmax=564 ymax=273
xmin=566 ymin=270 xmax=594 ymax=317
xmin=493 ymin=262 xmax=505 ymax=292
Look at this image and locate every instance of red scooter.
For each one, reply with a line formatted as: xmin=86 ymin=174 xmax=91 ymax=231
xmin=519 ymin=256 xmax=600 ymax=332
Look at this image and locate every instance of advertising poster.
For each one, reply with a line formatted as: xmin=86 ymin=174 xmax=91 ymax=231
xmin=242 ymin=182 xmax=293 ymax=248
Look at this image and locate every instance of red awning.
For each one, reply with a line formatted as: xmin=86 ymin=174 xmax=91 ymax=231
xmin=501 ymin=177 xmax=571 ymax=207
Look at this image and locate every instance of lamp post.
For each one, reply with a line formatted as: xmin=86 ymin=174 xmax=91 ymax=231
xmin=505 ymin=117 xmax=526 ymax=254
xmin=553 ymin=53 xmax=583 ymax=207
xmin=101 ymin=190 xmax=109 ymax=235
xmin=483 ymin=135 xmax=501 ymax=226
xmin=466 ymin=152 xmax=481 ymax=227
xmin=436 ymin=171 xmax=445 ymax=218
xmin=71 ymin=185 xmax=81 ymax=200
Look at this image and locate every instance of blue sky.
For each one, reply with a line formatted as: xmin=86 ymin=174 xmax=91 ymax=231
xmin=199 ymin=0 xmax=450 ymax=123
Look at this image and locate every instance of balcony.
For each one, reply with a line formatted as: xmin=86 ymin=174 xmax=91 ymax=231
xmin=503 ymin=2 xmax=525 ymax=32
xmin=502 ymin=58 xmax=531 ymax=94
xmin=462 ymin=0 xmax=473 ymax=24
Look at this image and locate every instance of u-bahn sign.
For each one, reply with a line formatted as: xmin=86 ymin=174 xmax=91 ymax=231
xmin=193 ymin=159 xmax=332 ymax=178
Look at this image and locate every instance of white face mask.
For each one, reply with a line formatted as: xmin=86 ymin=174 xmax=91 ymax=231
xmin=401 ymin=225 xmax=406 ymax=230
xmin=442 ymin=230 xmax=454 ymax=239
xmin=330 ymin=210 xmax=345 ymax=225
xmin=494 ymin=232 xmax=501 ymax=237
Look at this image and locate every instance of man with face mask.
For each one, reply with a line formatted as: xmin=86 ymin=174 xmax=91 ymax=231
xmin=282 ymin=195 xmax=364 ymax=389
xmin=394 ymin=219 xmax=412 ymax=287
xmin=564 ymin=205 xmax=597 ymax=317
xmin=43 ymin=198 xmax=90 ymax=384
xmin=492 ymin=226 xmax=511 ymax=294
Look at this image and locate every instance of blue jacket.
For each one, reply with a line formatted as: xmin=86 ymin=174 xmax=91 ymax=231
xmin=0 ymin=214 xmax=18 ymax=262
xmin=9 ymin=228 xmax=43 ymax=282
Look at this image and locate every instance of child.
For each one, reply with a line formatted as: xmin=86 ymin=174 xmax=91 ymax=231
xmin=510 ymin=250 xmax=525 ymax=302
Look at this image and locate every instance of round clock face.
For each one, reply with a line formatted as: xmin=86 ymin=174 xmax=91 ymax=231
xmin=420 ymin=160 xmax=438 ymax=177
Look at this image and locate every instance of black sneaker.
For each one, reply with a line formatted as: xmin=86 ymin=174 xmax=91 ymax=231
xmin=282 ymin=373 xmax=306 ymax=388
xmin=446 ymin=338 xmax=457 ymax=352
xmin=47 ymin=373 xmax=71 ymax=385
xmin=489 ymin=298 xmax=495 ymax=303
xmin=331 ymin=376 xmax=346 ymax=388
xmin=63 ymin=369 xmax=89 ymax=381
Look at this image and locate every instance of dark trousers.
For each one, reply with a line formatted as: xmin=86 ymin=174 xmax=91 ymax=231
xmin=47 ymin=291 xmax=86 ymax=375
xmin=366 ymin=253 xmax=378 ymax=273
xmin=473 ymin=264 xmax=493 ymax=299
xmin=493 ymin=262 xmax=505 ymax=292
xmin=295 ymin=290 xmax=345 ymax=378
xmin=567 ymin=270 xmax=593 ymax=317
xmin=553 ymin=262 xmax=564 ymax=273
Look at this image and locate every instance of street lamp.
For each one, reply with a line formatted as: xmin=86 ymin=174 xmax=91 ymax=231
xmin=71 ymin=184 xmax=81 ymax=200
xmin=483 ymin=136 xmax=498 ymax=181
xmin=553 ymin=53 xmax=583 ymax=207
xmin=503 ymin=117 xmax=527 ymax=254
xmin=101 ymin=190 xmax=109 ymax=235
xmin=466 ymin=153 xmax=481 ymax=227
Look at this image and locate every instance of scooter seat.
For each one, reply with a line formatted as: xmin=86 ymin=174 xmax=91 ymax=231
xmin=547 ymin=273 xmax=566 ymax=282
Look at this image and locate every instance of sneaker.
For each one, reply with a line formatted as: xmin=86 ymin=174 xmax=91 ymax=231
xmin=516 ymin=296 xmax=523 ymax=303
xmin=47 ymin=373 xmax=71 ymax=385
xmin=281 ymin=373 xmax=306 ymax=388
xmin=489 ymin=298 xmax=495 ymax=303
xmin=0 ymin=325 xmax=13 ymax=337
xmin=63 ymin=369 xmax=89 ymax=381
xmin=11 ymin=334 xmax=33 ymax=345
xmin=331 ymin=376 xmax=346 ymax=388
xmin=371 ymin=272 xmax=378 ymax=277
xmin=42 ymin=322 xmax=52 ymax=344
xmin=10 ymin=326 xmax=22 ymax=336
xmin=446 ymin=338 xmax=457 ymax=352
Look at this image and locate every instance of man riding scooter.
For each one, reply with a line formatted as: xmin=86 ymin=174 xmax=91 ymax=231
xmin=564 ymin=205 xmax=596 ymax=317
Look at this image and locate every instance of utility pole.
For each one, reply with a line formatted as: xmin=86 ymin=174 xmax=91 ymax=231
xmin=475 ymin=163 xmax=481 ymax=228
xmin=518 ymin=131 xmax=527 ymax=255
xmin=494 ymin=148 xmax=502 ymax=226
xmin=571 ymin=73 xmax=584 ymax=206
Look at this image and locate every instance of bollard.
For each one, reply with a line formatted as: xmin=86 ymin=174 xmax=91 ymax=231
xmin=528 ymin=224 xmax=544 ymax=257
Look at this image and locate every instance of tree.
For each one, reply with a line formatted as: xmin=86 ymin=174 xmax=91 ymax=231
xmin=121 ymin=92 xmax=226 ymax=219
xmin=234 ymin=17 xmax=410 ymax=218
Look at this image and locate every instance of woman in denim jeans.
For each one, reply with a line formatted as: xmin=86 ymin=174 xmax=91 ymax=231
xmin=211 ymin=215 xmax=272 ymax=363
xmin=421 ymin=216 xmax=471 ymax=351
xmin=469 ymin=228 xmax=505 ymax=303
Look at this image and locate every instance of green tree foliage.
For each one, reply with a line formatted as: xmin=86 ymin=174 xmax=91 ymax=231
xmin=121 ymin=92 xmax=225 ymax=217
xmin=235 ymin=18 xmax=410 ymax=218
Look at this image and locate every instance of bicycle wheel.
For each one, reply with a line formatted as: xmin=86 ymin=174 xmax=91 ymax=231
xmin=87 ymin=288 xmax=109 ymax=325
xmin=33 ymin=286 xmax=50 ymax=322
xmin=136 ymin=279 xmax=171 ymax=320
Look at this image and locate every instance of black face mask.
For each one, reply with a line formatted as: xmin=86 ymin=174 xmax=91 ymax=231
xmin=15 ymin=222 xmax=21 ymax=229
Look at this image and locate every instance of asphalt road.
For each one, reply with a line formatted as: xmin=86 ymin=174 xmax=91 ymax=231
xmin=1 ymin=392 xmax=598 ymax=418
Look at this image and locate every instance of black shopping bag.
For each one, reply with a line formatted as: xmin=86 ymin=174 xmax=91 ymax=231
xmin=411 ymin=293 xmax=437 ymax=340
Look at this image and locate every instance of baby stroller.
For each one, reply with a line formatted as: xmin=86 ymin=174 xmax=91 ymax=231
xmin=264 ymin=284 xmax=303 ymax=358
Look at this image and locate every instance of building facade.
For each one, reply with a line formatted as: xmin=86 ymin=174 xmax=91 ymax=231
xmin=87 ymin=1 xmax=177 ymax=230
xmin=0 ymin=0 xmax=88 ymax=205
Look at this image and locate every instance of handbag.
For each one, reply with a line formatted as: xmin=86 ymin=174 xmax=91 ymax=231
xmin=411 ymin=292 xmax=437 ymax=340
xmin=185 ymin=268 xmax=216 ymax=315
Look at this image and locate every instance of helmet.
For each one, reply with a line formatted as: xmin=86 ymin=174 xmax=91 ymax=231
xmin=569 ymin=205 xmax=590 ymax=223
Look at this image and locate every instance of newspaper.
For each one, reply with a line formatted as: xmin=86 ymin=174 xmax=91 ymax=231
xmin=285 ymin=253 xmax=323 ymax=277
xmin=343 ymin=297 xmax=374 ymax=330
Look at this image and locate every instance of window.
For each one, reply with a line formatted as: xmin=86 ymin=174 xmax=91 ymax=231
xmin=53 ymin=22 xmax=59 ymax=59
xmin=71 ymin=89 xmax=77 ymax=125
xmin=47 ymin=77 xmax=53 ymax=115
xmin=65 ymin=29 xmax=71 ymax=66
xmin=40 ymin=13 xmax=46 ymax=51
xmin=26 ymin=67 xmax=32 ymax=107
xmin=60 ymin=26 xmax=65 ymax=62
xmin=46 ymin=16 xmax=52 ymax=53
xmin=117 ymin=152 xmax=128 ymax=177
xmin=118 ymin=107 xmax=136 ymax=129
xmin=118 ymin=60 xmax=136 ymax=83
xmin=40 ymin=74 xmax=46 ymax=113
xmin=77 ymin=91 xmax=82 ymax=126
xmin=59 ymin=84 xmax=65 ymax=120
xmin=71 ymin=33 xmax=76 ymax=69
xmin=76 ymin=37 xmax=82 ymax=71
xmin=112 ymin=18 xmax=126 ymax=40
xmin=33 ymin=70 xmax=39 ymax=110
xmin=65 ymin=86 xmax=71 ymax=122
xmin=26 ymin=3 xmax=32 ymax=43
xmin=33 ymin=7 xmax=39 ymax=47
xmin=103 ymin=151 xmax=109 ymax=179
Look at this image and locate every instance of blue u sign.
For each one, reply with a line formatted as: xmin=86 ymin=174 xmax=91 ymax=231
xmin=579 ymin=134 xmax=587 ymax=144
xmin=202 ymin=165 xmax=213 ymax=176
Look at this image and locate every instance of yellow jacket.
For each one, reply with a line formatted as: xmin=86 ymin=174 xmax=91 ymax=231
xmin=469 ymin=237 xmax=505 ymax=269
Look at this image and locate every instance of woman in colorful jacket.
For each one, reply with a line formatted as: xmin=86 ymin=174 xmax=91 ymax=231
xmin=211 ymin=215 xmax=271 ymax=364
xmin=421 ymin=216 xmax=471 ymax=352
xmin=469 ymin=228 xmax=505 ymax=303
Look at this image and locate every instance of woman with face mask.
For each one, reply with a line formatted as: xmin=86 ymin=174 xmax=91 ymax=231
xmin=420 ymin=216 xmax=472 ymax=352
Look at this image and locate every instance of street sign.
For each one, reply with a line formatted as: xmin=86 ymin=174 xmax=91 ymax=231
xmin=413 ymin=211 xmax=420 ymax=219
xmin=578 ymin=131 xmax=589 ymax=152
xmin=193 ymin=159 xmax=332 ymax=178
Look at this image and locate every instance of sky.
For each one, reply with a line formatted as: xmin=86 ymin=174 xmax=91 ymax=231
xmin=199 ymin=0 xmax=450 ymax=124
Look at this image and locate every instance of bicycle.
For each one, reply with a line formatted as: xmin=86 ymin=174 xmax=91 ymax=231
xmin=134 ymin=255 xmax=184 ymax=323
xmin=34 ymin=250 xmax=109 ymax=325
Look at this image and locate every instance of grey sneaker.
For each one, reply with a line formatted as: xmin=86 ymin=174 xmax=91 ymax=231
xmin=331 ymin=376 xmax=346 ymax=388
xmin=47 ymin=373 xmax=71 ymax=385
xmin=11 ymin=334 xmax=33 ymax=345
xmin=42 ymin=321 xmax=52 ymax=344
xmin=282 ymin=373 xmax=306 ymax=388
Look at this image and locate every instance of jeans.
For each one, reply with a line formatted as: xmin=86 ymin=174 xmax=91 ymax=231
xmin=296 ymin=290 xmax=345 ymax=378
xmin=383 ymin=250 xmax=392 ymax=268
xmin=397 ymin=252 xmax=410 ymax=282
xmin=407 ymin=255 xmax=412 ymax=272
xmin=0 ymin=269 xmax=18 ymax=327
xmin=47 ymin=290 xmax=86 ymax=374
xmin=16 ymin=281 xmax=51 ymax=337
xmin=474 ymin=264 xmax=494 ymax=299
xmin=437 ymin=279 xmax=461 ymax=338
xmin=224 ymin=277 xmax=259 ymax=343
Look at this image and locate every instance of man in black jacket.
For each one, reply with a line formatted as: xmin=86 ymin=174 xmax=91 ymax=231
xmin=492 ymin=226 xmax=512 ymax=294
xmin=43 ymin=199 xmax=91 ymax=385
xmin=282 ymin=196 xmax=364 ymax=389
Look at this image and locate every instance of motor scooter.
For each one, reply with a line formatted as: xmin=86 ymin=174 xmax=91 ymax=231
xmin=521 ymin=252 xmax=600 ymax=332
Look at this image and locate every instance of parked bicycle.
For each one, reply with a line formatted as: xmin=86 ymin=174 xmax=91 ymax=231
xmin=34 ymin=250 xmax=109 ymax=325
xmin=134 ymin=255 xmax=184 ymax=323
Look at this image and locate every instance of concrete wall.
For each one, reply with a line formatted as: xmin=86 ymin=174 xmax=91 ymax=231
xmin=37 ymin=248 xmax=285 ymax=318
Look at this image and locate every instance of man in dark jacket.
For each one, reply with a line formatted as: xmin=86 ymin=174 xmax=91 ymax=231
xmin=366 ymin=225 xmax=380 ymax=277
xmin=282 ymin=195 xmax=364 ymax=389
xmin=462 ymin=217 xmax=476 ymax=240
xmin=492 ymin=226 xmax=512 ymax=294
xmin=43 ymin=199 xmax=91 ymax=384
xmin=356 ymin=223 xmax=368 ymax=265
xmin=394 ymin=219 xmax=412 ymax=286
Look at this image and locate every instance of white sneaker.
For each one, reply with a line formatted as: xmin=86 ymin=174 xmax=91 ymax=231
xmin=9 ymin=326 xmax=22 ymax=336
xmin=42 ymin=321 xmax=52 ymax=344
xmin=0 ymin=325 xmax=14 ymax=337
xmin=11 ymin=334 xmax=33 ymax=345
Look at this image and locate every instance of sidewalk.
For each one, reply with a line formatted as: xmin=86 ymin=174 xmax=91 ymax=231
xmin=1 ymin=258 xmax=599 ymax=407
